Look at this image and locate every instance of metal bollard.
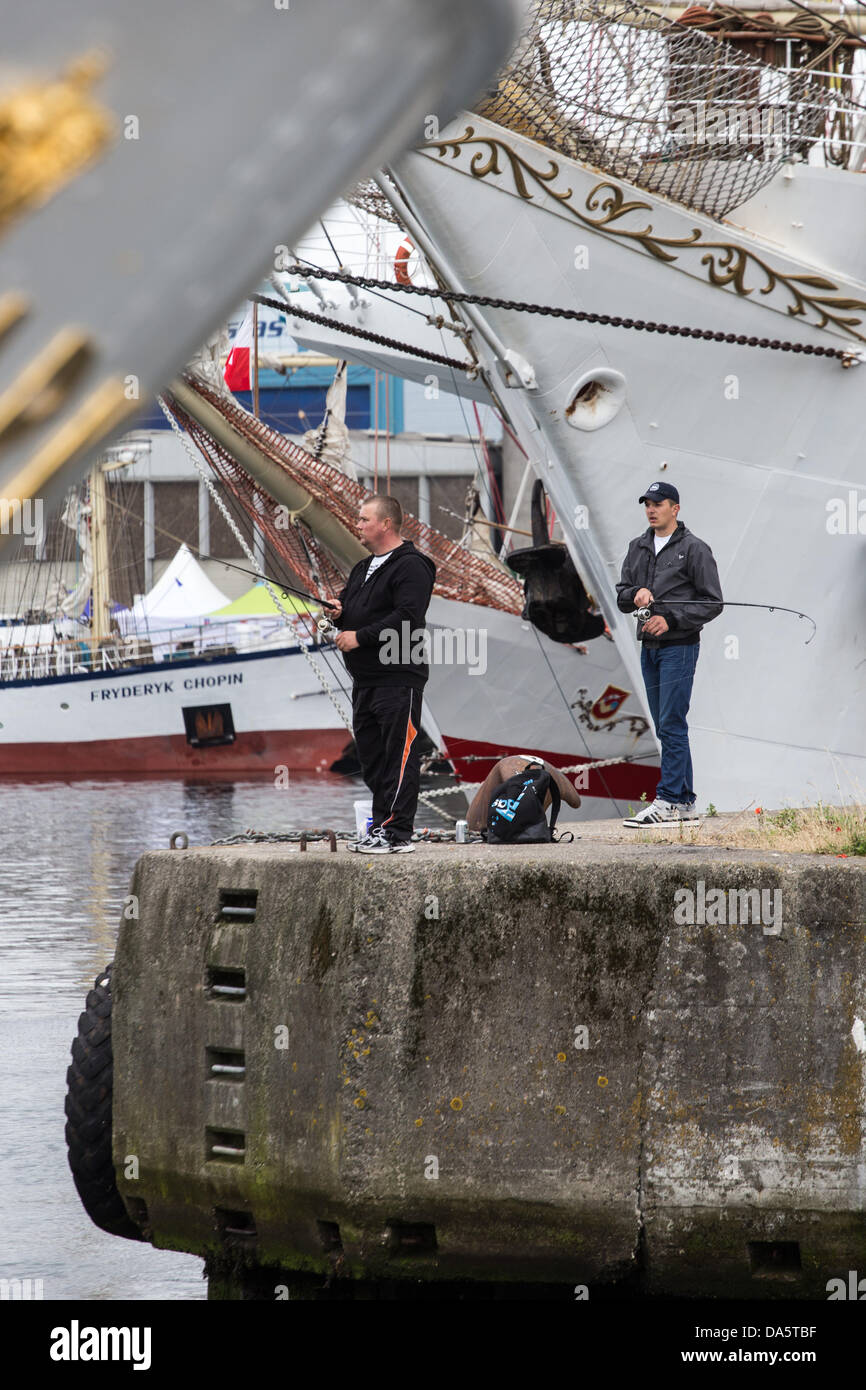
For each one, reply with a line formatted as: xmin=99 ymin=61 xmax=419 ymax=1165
xmin=298 ymin=829 xmax=337 ymax=853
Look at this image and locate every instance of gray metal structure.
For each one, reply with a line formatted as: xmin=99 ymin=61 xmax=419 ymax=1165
xmin=0 ymin=0 xmax=525 ymax=538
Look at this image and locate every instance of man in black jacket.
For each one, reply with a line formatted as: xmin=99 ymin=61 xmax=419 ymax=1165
xmin=616 ymin=482 xmax=723 ymax=826
xmin=329 ymin=495 xmax=436 ymax=854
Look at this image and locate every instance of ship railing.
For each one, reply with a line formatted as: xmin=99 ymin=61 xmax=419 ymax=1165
xmin=0 ymin=615 xmax=323 ymax=682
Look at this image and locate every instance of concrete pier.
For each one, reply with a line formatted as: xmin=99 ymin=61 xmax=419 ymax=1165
xmin=111 ymin=840 xmax=866 ymax=1297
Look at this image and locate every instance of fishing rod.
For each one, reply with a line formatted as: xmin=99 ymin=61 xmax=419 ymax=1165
xmin=211 ymin=555 xmax=343 ymax=639
xmin=635 ymin=600 xmax=817 ymax=644
xmin=211 ymin=555 xmax=349 ymax=642
xmin=211 ymin=554 xmax=344 ymax=640
xmin=102 ymin=489 xmax=342 ymax=611
xmin=207 ymin=555 xmax=340 ymax=610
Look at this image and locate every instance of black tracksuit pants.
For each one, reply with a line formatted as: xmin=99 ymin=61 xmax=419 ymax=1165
xmin=352 ymin=685 xmax=423 ymax=841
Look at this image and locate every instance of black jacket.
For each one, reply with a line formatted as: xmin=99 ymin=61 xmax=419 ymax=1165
xmin=337 ymin=540 xmax=436 ymax=688
xmin=616 ymin=521 xmax=723 ymax=645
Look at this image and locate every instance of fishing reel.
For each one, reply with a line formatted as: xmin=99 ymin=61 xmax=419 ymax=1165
xmin=635 ymin=604 xmax=654 ymax=637
xmin=317 ymin=616 xmax=339 ymax=641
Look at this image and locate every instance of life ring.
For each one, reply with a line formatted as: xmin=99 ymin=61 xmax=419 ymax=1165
xmin=394 ymin=236 xmax=415 ymax=286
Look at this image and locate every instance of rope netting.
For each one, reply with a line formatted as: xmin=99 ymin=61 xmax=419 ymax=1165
xmin=346 ymin=177 xmax=405 ymax=226
xmin=471 ymin=0 xmax=847 ymax=217
xmin=162 ymin=397 xmax=347 ymax=608
xmin=167 ymin=375 xmax=524 ymax=616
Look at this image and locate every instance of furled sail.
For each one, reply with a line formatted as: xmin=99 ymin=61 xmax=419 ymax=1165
xmin=301 ymin=360 xmax=357 ymax=480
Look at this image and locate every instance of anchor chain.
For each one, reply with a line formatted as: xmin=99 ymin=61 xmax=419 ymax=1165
xmin=269 ymin=266 xmax=860 ymax=365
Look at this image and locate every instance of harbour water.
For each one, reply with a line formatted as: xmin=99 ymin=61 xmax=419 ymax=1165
xmin=0 ymin=774 xmax=362 ymax=1301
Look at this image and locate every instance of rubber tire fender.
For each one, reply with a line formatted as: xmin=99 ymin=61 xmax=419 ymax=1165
xmin=65 ymin=963 xmax=143 ymax=1241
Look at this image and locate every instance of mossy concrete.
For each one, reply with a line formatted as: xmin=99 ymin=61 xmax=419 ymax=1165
xmin=111 ymin=841 xmax=866 ymax=1296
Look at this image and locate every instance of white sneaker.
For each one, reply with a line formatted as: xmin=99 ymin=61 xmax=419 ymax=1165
xmin=355 ymin=830 xmax=415 ymax=855
xmin=383 ymin=837 xmax=415 ymax=854
xmin=347 ymin=826 xmax=384 ymax=853
xmin=675 ymin=802 xmax=702 ymax=821
xmin=623 ymin=798 xmax=683 ymax=827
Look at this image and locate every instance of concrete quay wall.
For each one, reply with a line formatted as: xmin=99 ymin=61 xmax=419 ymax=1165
xmin=111 ymin=842 xmax=866 ymax=1295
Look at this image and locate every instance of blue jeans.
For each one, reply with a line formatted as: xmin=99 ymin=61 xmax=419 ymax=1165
xmin=640 ymin=643 xmax=700 ymax=805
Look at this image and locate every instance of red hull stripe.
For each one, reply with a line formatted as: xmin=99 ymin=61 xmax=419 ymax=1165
xmin=443 ymin=736 xmax=659 ymax=802
xmin=0 ymin=728 xmax=349 ymax=776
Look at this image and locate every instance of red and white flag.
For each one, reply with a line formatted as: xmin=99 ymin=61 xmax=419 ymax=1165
xmin=224 ymin=303 xmax=255 ymax=391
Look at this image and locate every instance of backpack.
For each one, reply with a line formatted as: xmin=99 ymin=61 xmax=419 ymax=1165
xmin=486 ymin=763 xmax=561 ymax=843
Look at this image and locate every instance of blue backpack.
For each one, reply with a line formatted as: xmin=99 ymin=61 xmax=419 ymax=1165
xmin=487 ymin=763 xmax=562 ymax=843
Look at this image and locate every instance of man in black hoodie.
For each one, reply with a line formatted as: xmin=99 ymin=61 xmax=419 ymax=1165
xmin=329 ymin=495 xmax=436 ymax=854
xmin=616 ymin=482 xmax=723 ymax=826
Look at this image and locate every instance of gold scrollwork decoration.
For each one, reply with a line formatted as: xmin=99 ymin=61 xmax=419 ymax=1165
xmin=582 ymin=180 xmax=703 ymax=263
xmin=435 ymin=124 xmax=571 ymax=204
xmin=424 ymin=129 xmax=866 ymax=341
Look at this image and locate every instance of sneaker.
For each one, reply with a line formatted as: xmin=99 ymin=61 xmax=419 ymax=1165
xmin=675 ymin=802 xmax=702 ymax=821
xmin=355 ymin=830 xmax=415 ymax=854
xmin=347 ymin=826 xmax=384 ymax=853
xmin=623 ymin=798 xmax=684 ymax=827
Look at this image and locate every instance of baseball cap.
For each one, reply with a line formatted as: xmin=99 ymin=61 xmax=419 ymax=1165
xmin=639 ymin=481 xmax=680 ymax=504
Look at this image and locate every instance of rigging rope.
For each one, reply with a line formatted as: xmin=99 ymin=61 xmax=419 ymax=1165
xmin=103 ymin=461 xmax=461 ymax=815
xmin=156 ymin=396 xmax=354 ymax=733
xmin=155 ymin=400 xmax=501 ymax=817
xmin=416 ymin=749 xmax=659 ymax=797
xmin=101 ymin=492 xmax=334 ymax=609
xmin=530 ymin=622 xmax=628 ymax=814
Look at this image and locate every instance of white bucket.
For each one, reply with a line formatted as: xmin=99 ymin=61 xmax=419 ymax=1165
xmin=354 ymin=799 xmax=374 ymax=837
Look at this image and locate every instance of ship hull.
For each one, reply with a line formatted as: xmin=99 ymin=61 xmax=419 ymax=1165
xmin=426 ymin=596 xmax=659 ymax=820
xmin=0 ymin=600 xmax=661 ymax=812
xmin=389 ymin=121 xmax=866 ymax=809
xmin=0 ymin=645 xmax=352 ymax=776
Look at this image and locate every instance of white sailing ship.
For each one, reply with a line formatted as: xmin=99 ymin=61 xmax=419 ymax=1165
xmin=279 ymin=0 xmax=866 ymax=811
xmin=0 ymin=470 xmax=354 ymax=775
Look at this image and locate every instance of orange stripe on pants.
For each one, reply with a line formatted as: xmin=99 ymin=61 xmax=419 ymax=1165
xmin=382 ymin=709 xmax=418 ymax=827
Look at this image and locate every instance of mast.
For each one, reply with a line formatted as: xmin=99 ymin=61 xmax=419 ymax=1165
xmin=252 ymin=301 xmax=260 ymax=419
xmin=89 ymin=458 xmax=110 ymax=652
xmin=168 ymin=377 xmax=367 ymax=571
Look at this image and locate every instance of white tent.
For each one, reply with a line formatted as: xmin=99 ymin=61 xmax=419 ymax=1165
xmin=119 ymin=545 xmax=231 ymax=634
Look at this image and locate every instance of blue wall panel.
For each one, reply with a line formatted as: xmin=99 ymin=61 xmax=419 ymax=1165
xmin=137 ymin=385 xmax=372 ymax=435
